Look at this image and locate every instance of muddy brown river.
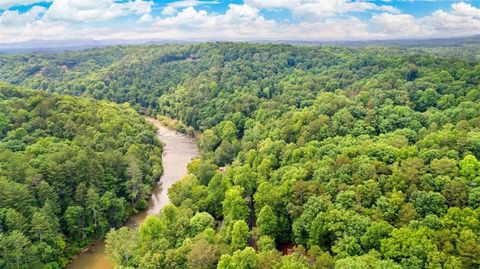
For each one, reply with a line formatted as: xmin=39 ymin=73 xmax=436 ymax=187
xmin=66 ymin=117 xmax=198 ymax=269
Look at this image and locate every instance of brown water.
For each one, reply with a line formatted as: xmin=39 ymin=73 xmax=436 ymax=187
xmin=66 ymin=117 xmax=198 ymax=269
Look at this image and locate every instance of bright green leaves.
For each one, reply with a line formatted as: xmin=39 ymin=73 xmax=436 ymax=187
xmin=230 ymin=220 xmax=250 ymax=252
xmin=256 ymin=205 xmax=277 ymax=240
xmin=105 ymin=227 xmax=139 ymax=266
xmin=223 ymin=187 xmax=249 ymax=222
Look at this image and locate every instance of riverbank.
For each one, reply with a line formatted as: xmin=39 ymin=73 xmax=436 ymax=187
xmin=66 ymin=117 xmax=199 ymax=269
xmin=154 ymin=115 xmax=201 ymax=138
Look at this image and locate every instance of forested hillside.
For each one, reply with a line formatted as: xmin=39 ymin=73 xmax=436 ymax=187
xmin=1 ymin=43 xmax=480 ymax=268
xmin=2 ymin=43 xmax=478 ymax=130
xmin=0 ymin=84 xmax=162 ymax=268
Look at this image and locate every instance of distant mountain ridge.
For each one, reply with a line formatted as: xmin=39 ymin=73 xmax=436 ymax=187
xmin=0 ymin=39 xmax=193 ymax=54
xmin=0 ymin=35 xmax=479 ymax=54
xmin=0 ymin=39 xmax=149 ymax=54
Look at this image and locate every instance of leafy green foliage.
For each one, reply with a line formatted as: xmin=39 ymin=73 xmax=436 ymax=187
xmin=2 ymin=42 xmax=480 ymax=268
xmin=0 ymin=84 xmax=162 ymax=268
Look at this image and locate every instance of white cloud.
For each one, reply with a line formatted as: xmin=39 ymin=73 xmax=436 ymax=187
xmin=148 ymin=4 xmax=372 ymax=41
xmin=0 ymin=0 xmax=155 ymax=42
xmin=161 ymin=6 xmax=177 ymax=16
xmin=0 ymin=1 xmax=479 ymax=43
xmin=371 ymin=2 xmax=480 ymax=39
xmin=245 ymin=0 xmax=399 ymax=17
xmin=425 ymin=11 xmax=480 ymax=36
xmin=0 ymin=19 xmax=67 ymax=43
xmin=225 ymin=3 xmax=259 ymax=22
xmin=371 ymin=13 xmax=426 ymax=37
xmin=450 ymin=2 xmax=480 ymax=18
xmin=154 ymin=6 xmax=209 ymax=28
xmin=244 ymin=0 xmax=293 ymax=10
xmin=161 ymin=0 xmax=219 ymax=17
xmin=422 ymin=2 xmax=480 ymax=36
xmin=148 ymin=5 xmax=275 ymax=39
xmin=0 ymin=0 xmax=52 ymax=9
xmin=287 ymin=17 xmax=372 ymax=40
xmin=168 ymin=0 xmax=219 ymax=9
xmin=43 ymin=0 xmax=153 ymax=22
xmin=0 ymin=5 xmax=45 ymax=26
xmin=138 ymin=13 xmax=154 ymax=23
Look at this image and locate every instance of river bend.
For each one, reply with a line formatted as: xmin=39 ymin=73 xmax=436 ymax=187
xmin=66 ymin=117 xmax=198 ymax=269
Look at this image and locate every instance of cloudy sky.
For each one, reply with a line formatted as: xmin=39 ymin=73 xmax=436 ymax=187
xmin=0 ymin=0 xmax=479 ymax=43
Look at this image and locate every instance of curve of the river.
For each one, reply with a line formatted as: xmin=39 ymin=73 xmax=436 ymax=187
xmin=67 ymin=117 xmax=198 ymax=269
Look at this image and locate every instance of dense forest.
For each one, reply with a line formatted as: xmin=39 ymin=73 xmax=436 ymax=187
xmin=1 ymin=43 xmax=480 ymax=268
xmin=0 ymin=84 xmax=162 ymax=268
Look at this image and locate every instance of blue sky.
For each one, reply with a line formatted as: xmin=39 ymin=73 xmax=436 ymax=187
xmin=0 ymin=0 xmax=479 ymax=43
